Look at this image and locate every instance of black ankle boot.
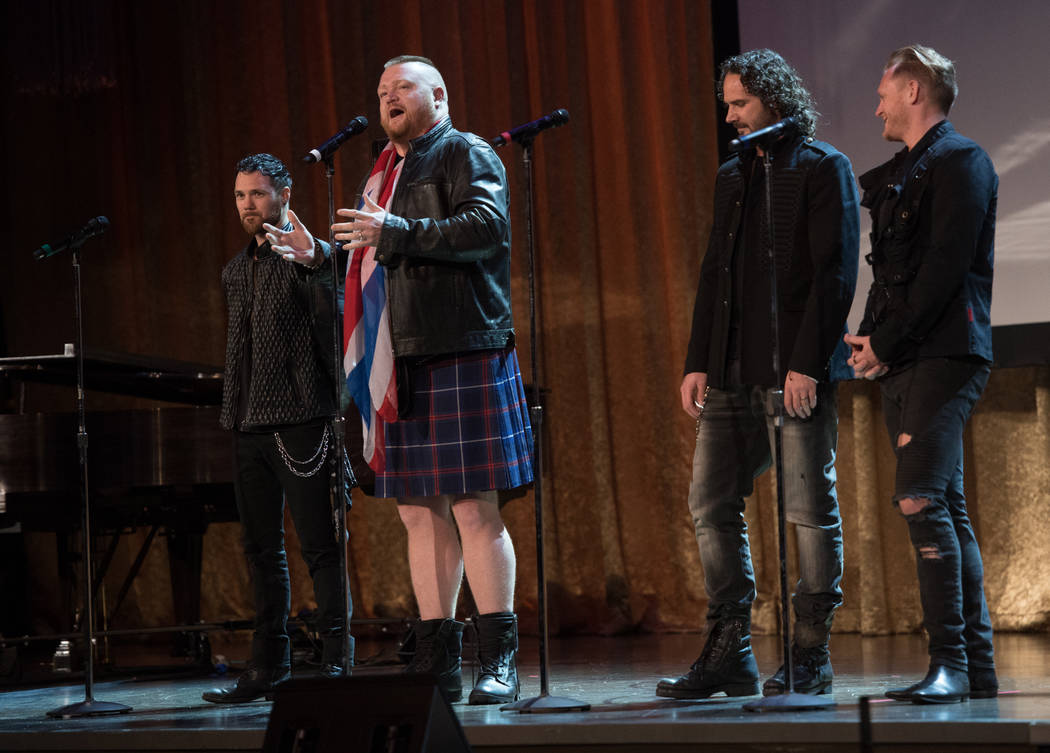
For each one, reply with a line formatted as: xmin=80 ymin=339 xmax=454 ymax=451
xmin=469 ymin=612 xmax=519 ymax=705
xmin=203 ymin=635 xmax=290 ymax=703
xmin=656 ymin=617 xmax=760 ymax=699
xmin=887 ymin=664 xmax=969 ymax=704
xmin=201 ymin=665 xmax=290 ymax=703
xmin=405 ymin=618 xmax=464 ymax=702
xmin=969 ymin=667 xmax=998 ymax=699
xmin=317 ymin=634 xmax=355 ymax=679
xmin=762 ymin=644 xmax=833 ymax=696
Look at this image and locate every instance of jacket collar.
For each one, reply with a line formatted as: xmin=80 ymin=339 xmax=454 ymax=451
xmin=901 ymin=119 xmax=952 ymax=173
xmin=734 ymin=131 xmax=804 ymax=172
xmin=406 ymin=116 xmax=453 ymax=155
xmin=858 ymin=120 xmax=952 ymax=192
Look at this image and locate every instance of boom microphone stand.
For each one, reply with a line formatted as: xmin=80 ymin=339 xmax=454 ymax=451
xmin=36 ymin=229 xmax=131 ymax=718
xmin=734 ymin=125 xmax=834 ymax=713
xmin=493 ymin=112 xmax=588 ymax=714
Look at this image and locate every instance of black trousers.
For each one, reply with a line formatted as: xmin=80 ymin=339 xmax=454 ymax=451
xmin=880 ymin=358 xmax=993 ymax=672
xmin=233 ymin=421 xmax=351 ymax=668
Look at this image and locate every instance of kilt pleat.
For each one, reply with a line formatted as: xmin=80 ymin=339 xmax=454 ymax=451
xmin=376 ymin=347 xmax=534 ymax=498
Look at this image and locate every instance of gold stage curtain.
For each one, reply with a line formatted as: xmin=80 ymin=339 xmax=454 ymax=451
xmin=4 ymin=1 xmax=1049 ymax=643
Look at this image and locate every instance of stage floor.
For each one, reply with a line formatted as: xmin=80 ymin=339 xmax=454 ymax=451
xmin=1 ymin=633 xmax=1049 ymax=752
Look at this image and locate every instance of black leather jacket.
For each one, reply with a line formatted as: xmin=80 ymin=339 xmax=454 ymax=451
xmin=685 ymin=134 xmax=859 ymax=388
xmin=371 ymin=118 xmax=514 ymax=357
xmin=858 ymin=121 xmax=996 ymax=365
xmin=220 ymin=236 xmax=339 ymax=431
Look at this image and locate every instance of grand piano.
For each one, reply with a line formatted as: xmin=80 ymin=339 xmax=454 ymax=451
xmin=0 ymin=348 xmax=236 ymax=653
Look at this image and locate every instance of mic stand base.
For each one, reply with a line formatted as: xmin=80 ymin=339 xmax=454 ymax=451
xmin=47 ymin=699 xmax=131 ymax=719
xmin=743 ymin=692 xmax=835 ymax=713
xmin=501 ymin=693 xmax=591 ymax=714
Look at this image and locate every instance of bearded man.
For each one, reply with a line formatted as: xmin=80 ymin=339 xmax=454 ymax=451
xmin=203 ymin=153 xmax=352 ymax=703
xmin=334 ymin=57 xmax=532 ymax=705
xmin=657 ymin=49 xmax=859 ymax=699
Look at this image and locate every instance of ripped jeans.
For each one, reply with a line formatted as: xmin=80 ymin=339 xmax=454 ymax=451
xmin=880 ymin=358 xmax=993 ymax=672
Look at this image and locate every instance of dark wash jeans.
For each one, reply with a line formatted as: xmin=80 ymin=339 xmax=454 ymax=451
xmin=686 ymin=379 xmax=844 ymax=645
xmin=880 ymin=358 xmax=994 ymax=673
xmin=233 ymin=421 xmax=351 ymax=669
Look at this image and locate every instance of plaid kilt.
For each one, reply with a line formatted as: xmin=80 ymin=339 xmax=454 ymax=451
xmin=376 ymin=347 xmax=535 ymax=498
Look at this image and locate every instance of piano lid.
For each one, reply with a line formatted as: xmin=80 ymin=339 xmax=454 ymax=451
xmin=0 ymin=347 xmax=223 ymax=405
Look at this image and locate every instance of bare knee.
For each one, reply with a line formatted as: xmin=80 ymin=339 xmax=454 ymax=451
xmin=396 ymin=496 xmax=453 ymax=530
xmin=451 ymin=493 xmax=503 ymax=537
xmin=897 ymin=495 xmax=930 ymax=516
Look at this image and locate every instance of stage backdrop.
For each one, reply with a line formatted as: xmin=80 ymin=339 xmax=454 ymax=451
xmin=2 ymin=1 xmax=1048 ymax=652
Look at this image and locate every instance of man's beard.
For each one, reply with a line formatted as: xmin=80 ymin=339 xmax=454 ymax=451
xmin=240 ymin=207 xmax=281 ymax=236
xmin=382 ymin=105 xmax=437 ymax=142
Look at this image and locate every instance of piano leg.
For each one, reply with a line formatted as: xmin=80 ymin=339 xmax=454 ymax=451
xmin=167 ymin=528 xmax=210 ymax=664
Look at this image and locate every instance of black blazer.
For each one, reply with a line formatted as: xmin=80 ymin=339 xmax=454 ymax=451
xmin=685 ymin=134 xmax=860 ymax=388
xmin=858 ymin=121 xmax=996 ymax=366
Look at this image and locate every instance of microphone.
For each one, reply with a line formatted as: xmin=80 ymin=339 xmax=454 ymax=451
xmin=491 ymin=109 xmax=570 ymax=147
xmin=32 ymin=216 xmax=110 ymax=260
xmin=728 ymin=116 xmax=797 ymax=153
xmin=303 ymin=116 xmax=369 ymax=163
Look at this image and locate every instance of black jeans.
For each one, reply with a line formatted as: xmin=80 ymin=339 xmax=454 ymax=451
xmin=233 ymin=421 xmax=351 ymax=669
xmin=880 ymin=358 xmax=993 ymax=672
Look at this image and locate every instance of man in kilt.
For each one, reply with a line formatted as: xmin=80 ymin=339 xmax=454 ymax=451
xmin=334 ymin=55 xmax=533 ymax=705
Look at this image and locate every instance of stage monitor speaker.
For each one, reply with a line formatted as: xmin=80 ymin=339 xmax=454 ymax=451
xmin=262 ymin=674 xmax=472 ymax=753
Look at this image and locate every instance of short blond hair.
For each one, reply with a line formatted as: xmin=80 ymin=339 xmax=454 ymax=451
xmin=886 ymin=44 xmax=957 ymax=114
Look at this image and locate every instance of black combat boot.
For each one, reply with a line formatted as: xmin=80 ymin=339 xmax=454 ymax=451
xmin=762 ymin=643 xmax=833 ymax=695
xmin=405 ymin=618 xmax=464 ymax=702
xmin=316 ymin=633 xmax=355 ymax=679
xmin=656 ymin=617 xmax=760 ymax=699
xmin=968 ymin=667 xmax=998 ymax=699
xmin=468 ymin=612 xmax=519 ymax=705
xmin=202 ymin=636 xmax=290 ymax=704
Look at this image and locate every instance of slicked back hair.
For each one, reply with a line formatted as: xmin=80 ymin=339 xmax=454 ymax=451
xmin=885 ymin=44 xmax=957 ymax=114
xmin=719 ymin=49 xmax=818 ymax=138
xmin=236 ymin=153 xmax=291 ymax=191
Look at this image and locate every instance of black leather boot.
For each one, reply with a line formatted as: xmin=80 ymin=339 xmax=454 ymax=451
xmin=405 ymin=618 xmax=464 ymax=702
xmin=202 ymin=635 xmax=290 ymax=703
xmin=762 ymin=644 xmax=833 ymax=696
xmin=316 ymin=633 xmax=355 ymax=679
xmin=969 ymin=667 xmax=998 ymax=699
xmin=468 ymin=612 xmax=519 ymax=705
xmin=202 ymin=665 xmax=291 ymax=703
xmin=656 ymin=617 xmax=760 ymax=699
xmin=886 ymin=664 xmax=969 ymax=704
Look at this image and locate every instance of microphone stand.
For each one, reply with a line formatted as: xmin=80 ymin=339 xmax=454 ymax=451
xmin=500 ymin=135 xmax=589 ymax=714
xmin=47 ymin=243 xmax=130 ymax=719
xmin=321 ymin=154 xmax=355 ymax=676
xmin=743 ymin=145 xmax=834 ymax=712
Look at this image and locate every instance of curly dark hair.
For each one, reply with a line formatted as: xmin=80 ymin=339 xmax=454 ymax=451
xmin=236 ymin=153 xmax=291 ymax=191
xmin=718 ymin=49 xmax=818 ymax=137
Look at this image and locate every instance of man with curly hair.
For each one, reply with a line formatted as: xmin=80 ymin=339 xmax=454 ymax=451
xmin=657 ymin=50 xmax=859 ymax=699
